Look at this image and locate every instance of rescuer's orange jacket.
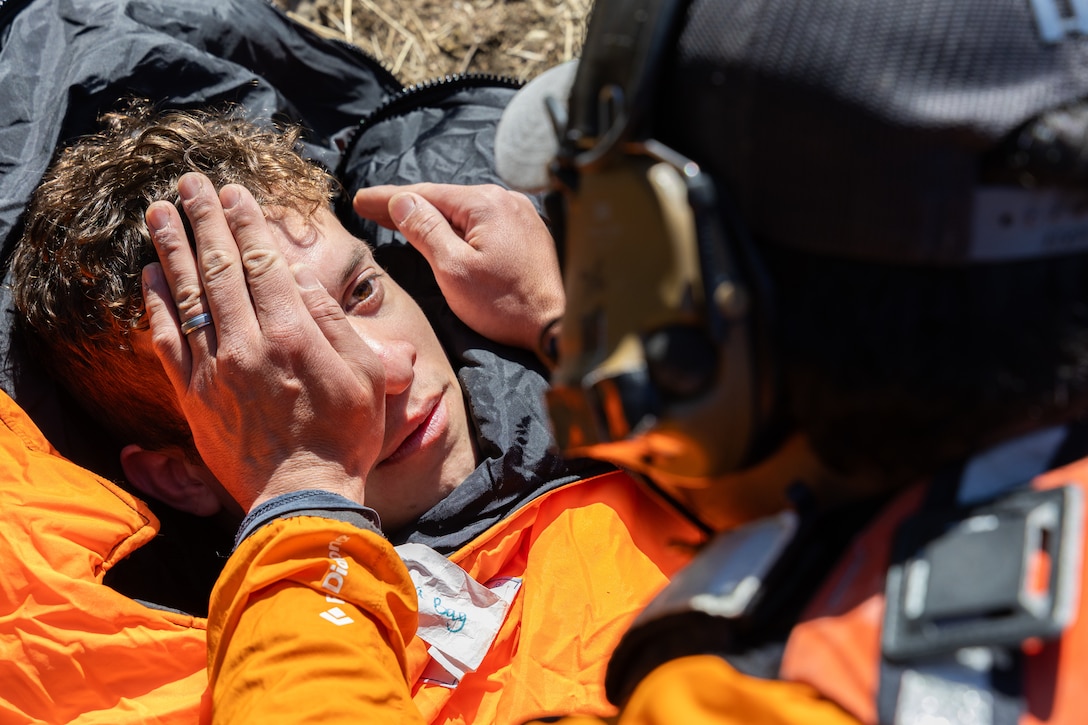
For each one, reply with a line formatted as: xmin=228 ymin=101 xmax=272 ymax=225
xmin=526 ymin=427 xmax=1088 ymax=725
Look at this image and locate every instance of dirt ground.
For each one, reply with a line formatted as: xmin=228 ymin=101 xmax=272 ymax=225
xmin=273 ymin=0 xmax=589 ymax=86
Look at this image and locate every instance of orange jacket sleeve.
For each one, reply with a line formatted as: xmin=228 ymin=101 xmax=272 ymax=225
xmin=204 ymin=514 xmax=423 ymax=724
xmin=528 ymin=655 xmax=864 ymax=725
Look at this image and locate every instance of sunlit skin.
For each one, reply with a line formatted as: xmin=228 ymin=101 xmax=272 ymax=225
xmin=266 ymin=205 xmax=478 ymax=530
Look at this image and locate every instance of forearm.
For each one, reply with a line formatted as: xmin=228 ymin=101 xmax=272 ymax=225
xmin=206 ymin=495 xmax=422 ymax=724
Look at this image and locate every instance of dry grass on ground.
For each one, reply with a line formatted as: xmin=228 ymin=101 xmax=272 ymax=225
xmin=274 ymin=0 xmax=589 ymax=86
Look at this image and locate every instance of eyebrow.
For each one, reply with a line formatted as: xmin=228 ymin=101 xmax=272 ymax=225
xmin=340 ymin=241 xmax=374 ymax=291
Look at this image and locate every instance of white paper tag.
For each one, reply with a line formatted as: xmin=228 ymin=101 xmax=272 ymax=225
xmin=395 ymin=543 xmax=522 ymax=687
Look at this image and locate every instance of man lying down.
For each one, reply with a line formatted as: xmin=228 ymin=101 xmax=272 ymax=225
xmin=0 ymin=103 xmax=706 ymax=723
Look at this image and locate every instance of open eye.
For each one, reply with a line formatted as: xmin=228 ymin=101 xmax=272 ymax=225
xmin=347 ymin=273 xmax=385 ymax=313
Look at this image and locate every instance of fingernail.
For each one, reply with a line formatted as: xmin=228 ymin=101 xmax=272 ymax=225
xmin=292 ymin=264 xmax=325 ymax=291
xmin=390 ymin=193 xmax=417 ymax=226
xmin=220 ymin=185 xmax=241 ymax=210
xmin=178 ymin=174 xmax=202 ymax=201
xmin=146 ymin=206 xmax=170 ymax=234
xmin=141 ymin=263 xmax=162 ymax=297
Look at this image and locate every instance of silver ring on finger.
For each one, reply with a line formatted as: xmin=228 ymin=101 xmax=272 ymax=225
xmin=180 ymin=312 xmax=214 ymax=336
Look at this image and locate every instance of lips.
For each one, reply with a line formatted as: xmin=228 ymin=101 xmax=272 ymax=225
xmin=379 ymin=396 xmax=447 ymax=467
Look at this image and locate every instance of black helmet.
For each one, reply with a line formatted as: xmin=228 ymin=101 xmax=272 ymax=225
xmin=496 ymin=0 xmax=1088 ymax=480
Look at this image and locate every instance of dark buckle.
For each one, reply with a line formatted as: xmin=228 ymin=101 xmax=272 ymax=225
xmin=883 ymin=485 xmax=1083 ymax=662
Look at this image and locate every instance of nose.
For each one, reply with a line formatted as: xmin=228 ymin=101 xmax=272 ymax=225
xmin=359 ymin=336 xmax=416 ymax=397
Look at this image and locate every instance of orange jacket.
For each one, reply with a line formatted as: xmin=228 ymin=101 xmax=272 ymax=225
xmin=0 ymin=382 xmax=703 ymax=724
xmin=532 ymin=428 xmax=1088 ymax=725
xmin=207 ymin=470 xmax=705 ymax=724
xmin=0 ymin=391 xmax=207 ymax=724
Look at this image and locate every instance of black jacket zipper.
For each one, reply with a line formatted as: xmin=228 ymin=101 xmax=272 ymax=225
xmin=336 ymin=72 xmax=524 ymax=177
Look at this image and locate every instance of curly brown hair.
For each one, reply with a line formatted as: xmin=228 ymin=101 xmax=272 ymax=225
xmin=11 ymin=102 xmax=337 ymax=457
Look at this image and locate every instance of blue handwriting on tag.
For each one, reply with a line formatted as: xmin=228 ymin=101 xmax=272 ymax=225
xmin=433 ymin=596 xmax=468 ymax=633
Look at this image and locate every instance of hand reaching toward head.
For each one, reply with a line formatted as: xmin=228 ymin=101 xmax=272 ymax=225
xmin=142 ymin=173 xmax=386 ymax=512
xmin=353 ymin=183 xmax=564 ymax=359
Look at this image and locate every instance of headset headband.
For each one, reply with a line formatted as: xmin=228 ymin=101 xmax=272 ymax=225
xmin=560 ymin=0 xmax=689 ymax=166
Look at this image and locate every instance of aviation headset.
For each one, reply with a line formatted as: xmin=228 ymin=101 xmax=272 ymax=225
xmin=541 ymin=0 xmax=780 ymax=482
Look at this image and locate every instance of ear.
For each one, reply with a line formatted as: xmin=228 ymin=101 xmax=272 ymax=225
xmin=120 ymin=444 xmax=222 ymax=517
